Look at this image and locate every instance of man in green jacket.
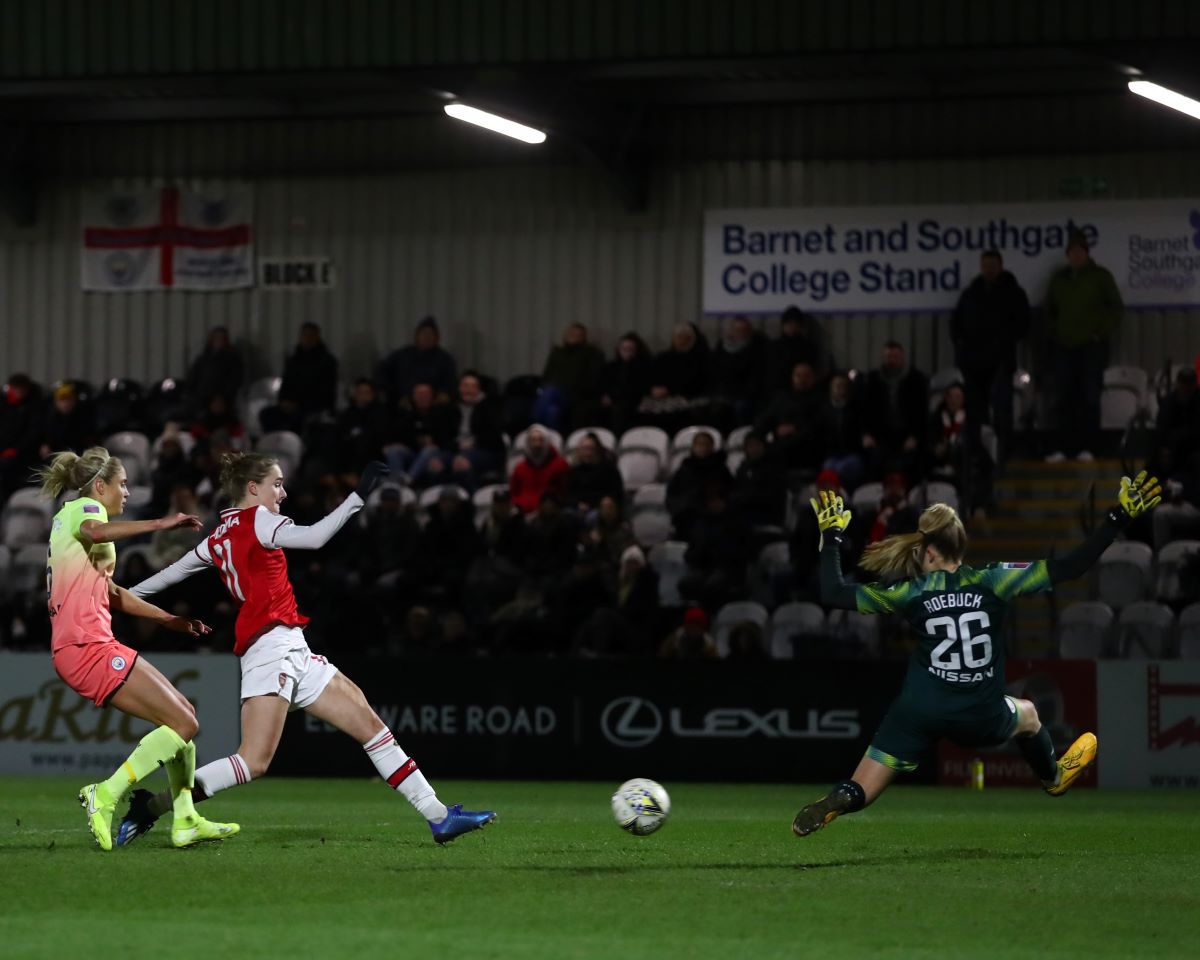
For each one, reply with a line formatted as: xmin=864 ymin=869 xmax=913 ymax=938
xmin=1043 ymin=232 xmax=1123 ymax=461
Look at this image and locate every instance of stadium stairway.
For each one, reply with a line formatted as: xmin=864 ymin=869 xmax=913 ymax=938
xmin=968 ymin=458 xmax=1124 ymax=657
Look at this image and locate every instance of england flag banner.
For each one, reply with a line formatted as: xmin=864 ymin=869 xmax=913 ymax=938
xmin=703 ymin=199 xmax=1200 ymax=314
xmin=81 ymin=184 xmax=254 ymax=291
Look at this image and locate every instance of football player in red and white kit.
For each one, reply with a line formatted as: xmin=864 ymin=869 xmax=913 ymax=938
xmin=119 ymin=451 xmax=495 ymax=845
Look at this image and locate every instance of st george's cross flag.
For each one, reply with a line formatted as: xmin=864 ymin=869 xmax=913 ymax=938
xmin=81 ymin=184 xmax=254 ymax=291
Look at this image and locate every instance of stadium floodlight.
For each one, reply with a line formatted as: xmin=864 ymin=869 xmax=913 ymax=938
xmin=443 ymin=103 xmax=547 ymax=144
xmin=1128 ymin=80 xmax=1200 ymax=122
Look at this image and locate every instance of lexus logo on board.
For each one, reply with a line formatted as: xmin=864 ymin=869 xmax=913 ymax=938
xmin=600 ymin=697 xmax=663 ymax=748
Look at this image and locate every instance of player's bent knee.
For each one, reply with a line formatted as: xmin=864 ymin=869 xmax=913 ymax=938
xmin=172 ymin=713 xmax=200 ymax=742
xmin=1015 ymin=698 xmax=1041 ymax=736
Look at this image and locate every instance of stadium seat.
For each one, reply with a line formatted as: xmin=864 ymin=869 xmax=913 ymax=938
xmin=472 ymin=483 xmax=508 ymax=526
xmin=713 ymin=601 xmax=770 ymax=657
xmin=827 ymin=609 xmax=881 ymax=658
xmin=632 ymin=483 xmax=667 ymax=512
xmin=105 ymin=431 xmax=152 ymax=486
xmin=1118 ymin=601 xmax=1176 ymax=659
xmin=257 ymin=430 xmax=303 ymax=478
xmin=1097 ymin=541 xmax=1153 ymax=609
xmin=243 ymin=376 xmax=282 ymax=439
xmin=1100 ymin=387 xmax=1139 ymax=430
xmin=618 ymin=427 xmax=670 ymax=472
xmin=513 ymin=426 xmax=564 ymax=456
xmin=1155 ymin=540 xmax=1200 ymax=603
xmin=94 ymin=378 xmax=145 ymax=436
xmin=565 ymin=427 xmax=616 ymax=453
xmin=851 ymin=481 xmax=883 ymax=514
xmin=726 ymin=425 xmax=753 ymax=453
xmin=361 ymin=481 xmax=415 ymax=528
xmin=0 ymin=544 xmax=11 ymax=599
xmin=124 ymin=485 xmax=153 ymax=516
xmin=151 ymin=429 xmax=196 ymax=464
xmin=1103 ymin=365 xmax=1148 ymax=402
xmin=917 ymin=480 xmax=960 ymax=513
xmin=751 ymin=541 xmax=790 ymax=605
xmin=648 ymin=541 xmax=688 ymax=607
xmin=116 ymin=543 xmax=160 ymax=582
xmin=5 ymin=487 xmax=52 ymax=521
xmin=10 ymin=543 xmax=48 ymax=594
xmin=725 ymin=451 xmax=745 ymax=475
xmin=618 ymin=449 xmax=661 ymax=490
xmin=1 ymin=507 xmax=49 ymax=549
xmin=631 ymin=508 xmax=671 ymax=547
xmin=672 ymin=425 xmax=722 ymax=454
xmin=768 ymin=602 xmax=826 ymax=659
xmin=1178 ymin=603 xmax=1200 ymax=659
xmin=1057 ymin=602 xmax=1114 ymax=659
xmin=418 ymin=484 xmax=469 ymax=511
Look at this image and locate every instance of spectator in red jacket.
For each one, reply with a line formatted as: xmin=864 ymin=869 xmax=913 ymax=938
xmin=509 ymin=424 xmax=569 ymax=514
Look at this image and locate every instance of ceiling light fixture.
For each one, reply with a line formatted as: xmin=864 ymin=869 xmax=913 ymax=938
xmin=1128 ymin=80 xmax=1200 ymax=121
xmin=443 ymin=103 xmax=547 ymax=144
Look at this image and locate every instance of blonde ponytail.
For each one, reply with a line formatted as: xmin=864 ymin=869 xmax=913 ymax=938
xmin=34 ymin=446 xmax=123 ymax=499
xmin=860 ymin=502 xmax=967 ymax=579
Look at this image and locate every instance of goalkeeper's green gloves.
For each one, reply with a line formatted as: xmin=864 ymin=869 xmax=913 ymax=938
xmin=1110 ymin=470 xmax=1162 ymax=525
xmin=811 ymin=489 xmax=852 ymax=549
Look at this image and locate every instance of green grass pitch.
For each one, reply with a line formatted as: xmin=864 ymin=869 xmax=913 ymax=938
xmin=1 ymin=778 xmax=1198 ymax=959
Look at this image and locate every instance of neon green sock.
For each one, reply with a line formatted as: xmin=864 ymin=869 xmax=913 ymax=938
xmin=98 ymin=725 xmax=186 ymax=806
xmin=166 ymin=740 xmax=198 ymax=821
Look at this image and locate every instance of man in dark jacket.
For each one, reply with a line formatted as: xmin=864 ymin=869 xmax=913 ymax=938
xmin=710 ymin=316 xmax=767 ymax=426
xmin=861 ymin=341 xmax=929 ymax=481
xmin=377 ymin=316 xmax=459 ymax=403
xmin=429 ymin=371 xmax=507 ymax=491
xmin=768 ymin=305 xmax=830 ymax=389
xmin=260 ymin=322 xmax=339 ymax=434
xmin=952 ymin=250 xmax=1030 ymax=461
xmin=186 ymin=327 xmax=244 ymax=417
xmin=755 ymin=361 xmax=824 ymax=471
xmin=538 ymin=323 xmax=606 ymax=431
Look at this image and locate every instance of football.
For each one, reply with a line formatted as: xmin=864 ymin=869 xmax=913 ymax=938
xmin=611 ymin=778 xmax=671 ymax=836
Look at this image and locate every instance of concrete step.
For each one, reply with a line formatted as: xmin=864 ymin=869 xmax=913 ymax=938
xmin=971 ymin=514 xmax=1081 ymax=535
xmin=1001 ymin=458 xmax=1123 ymax=478
xmin=993 ymin=476 xmax=1108 ymax=500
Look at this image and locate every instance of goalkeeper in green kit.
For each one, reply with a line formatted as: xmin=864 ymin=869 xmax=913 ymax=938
xmin=793 ymin=471 xmax=1161 ymax=838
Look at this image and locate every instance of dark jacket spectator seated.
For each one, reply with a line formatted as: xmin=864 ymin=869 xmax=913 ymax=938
xmin=566 ymin=433 xmax=625 ymax=514
xmin=598 ymin=333 xmax=654 ymax=434
xmin=709 ymin=316 xmax=767 ymax=424
xmin=861 ymin=341 xmax=929 ymax=478
xmin=387 ymin=383 xmax=458 ymax=486
xmin=666 ymin=431 xmax=733 ymax=537
xmin=755 ymin=362 xmax=823 ymax=471
xmin=729 ymin=431 xmax=786 ymax=527
xmin=377 ymin=316 xmax=458 ymax=403
xmin=260 ymin=322 xmax=339 ymax=434
xmin=186 ymin=327 xmax=244 ymax=417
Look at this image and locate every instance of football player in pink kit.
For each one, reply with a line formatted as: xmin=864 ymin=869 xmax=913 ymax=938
xmin=119 ymin=451 xmax=495 ymax=845
xmin=38 ymin=446 xmax=239 ymax=850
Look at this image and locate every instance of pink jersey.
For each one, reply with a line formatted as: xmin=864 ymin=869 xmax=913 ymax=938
xmin=203 ymin=505 xmax=309 ymax=655
xmin=48 ymin=497 xmax=118 ymax=654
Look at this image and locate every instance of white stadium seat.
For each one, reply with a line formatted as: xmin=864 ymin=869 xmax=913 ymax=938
xmin=1156 ymin=540 xmax=1200 ymax=603
xmin=618 ymin=450 xmax=661 ymax=490
xmin=565 ymin=427 xmax=616 ymax=453
xmin=647 ymin=540 xmax=688 ymax=606
xmin=713 ymin=601 xmax=770 ymax=658
xmin=1057 ymin=602 xmax=1114 ymax=659
xmin=618 ymin=427 xmax=670 ymax=472
xmin=1097 ymin=540 xmax=1153 ymax=609
xmin=768 ymin=602 xmax=826 ymax=659
xmin=1100 ymin=387 xmax=1139 ymax=430
xmin=672 ymin=425 xmax=722 ymax=454
xmin=631 ymin=508 xmax=672 ymax=547
xmin=1179 ymin=603 xmax=1200 ymax=659
xmin=1118 ymin=601 xmax=1176 ymax=659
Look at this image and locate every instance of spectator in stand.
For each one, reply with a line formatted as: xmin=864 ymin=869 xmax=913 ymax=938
xmin=659 ymin=607 xmax=718 ymax=659
xmin=952 ymin=250 xmax=1030 ymax=462
xmin=928 ymin=383 xmax=967 ymax=482
xmin=186 ymin=327 xmax=244 ymax=418
xmin=387 ymin=383 xmax=457 ymax=486
xmin=1043 ymin=232 xmax=1123 ymax=462
xmin=666 ymin=430 xmax=732 ymax=537
xmin=582 ymin=495 xmax=636 ymax=572
xmin=537 ymin=323 xmax=606 ymax=432
xmin=362 ymin=485 xmax=421 ymax=594
xmin=38 ymin=382 xmax=97 ymax=459
xmin=464 ymin=489 xmax=526 ymax=627
xmin=819 ymin=371 xmax=866 ymax=492
xmin=376 ymin=316 xmax=458 ymax=404
xmin=861 ymin=341 xmax=929 ymax=482
xmin=260 ymin=322 xmax=339 ymax=435
xmin=768 ymin=305 xmax=829 ymax=390
xmin=573 ymin=545 xmax=660 ymax=657
xmin=710 ymin=316 xmax=767 ymax=427
xmin=335 ymin=378 xmax=392 ymax=478
xmin=598 ymin=332 xmax=654 ymax=434
xmin=149 ymin=427 xmax=198 ymax=513
xmin=0 ymin=373 xmax=41 ymax=499
xmin=416 ymin=488 xmax=482 ymax=606
xmin=566 ymin=433 xmax=624 ymax=516
xmin=729 ymin=431 xmax=786 ymax=527
xmin=509 ymin=424 xmax=569 ymax=514
xmin=426 ymin=371 xmax=506 ymax=491
xmin=726 ymin=622 xmax=766 ymax=661
xmin=678 ymin=487 xmax=751 ymax=610
xmin=151 ymin=483 xmax=210 ymax=568
xmin=188 ymin=392 xmax=247 ymax=452
xmin=640 ymin=324 xmax=710 ymax=430
xmin=1151 ymin=368 xmax=1200 ymax=549
xmin=863 ymin=471 xmax=920 ymax=547
xmin=755 ymin=361 xmax=823 ymax=472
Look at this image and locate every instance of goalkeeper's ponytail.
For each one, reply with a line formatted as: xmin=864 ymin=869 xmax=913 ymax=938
xmin=860 ymin=502 xmax=966 ymax=579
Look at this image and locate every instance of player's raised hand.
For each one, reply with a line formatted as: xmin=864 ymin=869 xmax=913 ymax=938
xmin=158 ymin=513 xmax=203 ymax=531
xmin=355 ymin=461 xmax=390 ymax=500
xmin=162 ymin=616 xmax=212 ymax=636
xmin=810 ymin=489 xmax=852 ymax=543
xmin=1116 ymin=470 xmax=1162 ymax=521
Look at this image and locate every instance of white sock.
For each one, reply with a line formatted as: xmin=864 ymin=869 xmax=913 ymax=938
xmin=196 ymin=753 xmax=252 ymax=800
xmin=362 ymin=727 xmax=448 ymax=822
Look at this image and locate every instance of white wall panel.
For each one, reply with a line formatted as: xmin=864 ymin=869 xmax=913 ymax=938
xmin=2 ymin=150 xmax=1199 ymax=396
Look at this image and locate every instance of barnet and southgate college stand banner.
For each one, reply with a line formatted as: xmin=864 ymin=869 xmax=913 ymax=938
xmin=703 ymin=199 xmax=1200 ymax=314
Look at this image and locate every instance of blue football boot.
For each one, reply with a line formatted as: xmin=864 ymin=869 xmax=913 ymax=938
xmin=115 ymin=789 xmax=160 ymax=847
xmin=429 ymin=803 xmax=496 ymax=844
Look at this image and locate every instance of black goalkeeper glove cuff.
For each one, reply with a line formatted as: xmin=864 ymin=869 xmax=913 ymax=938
xmin=355 ymin=461 xmax=390 ymax=500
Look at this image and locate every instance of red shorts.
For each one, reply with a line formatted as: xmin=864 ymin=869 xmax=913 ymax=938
xmin=53 ymin=641 xmax=139 ymax=708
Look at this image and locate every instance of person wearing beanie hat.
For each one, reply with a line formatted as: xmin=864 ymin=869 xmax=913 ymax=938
xmin=376 ymin=315 xmax=459 ymax=403
xmin=1043 ymin=231 xmax=1123 ymax=462
xmin=660 ymin=606 xmax=717 ymax=659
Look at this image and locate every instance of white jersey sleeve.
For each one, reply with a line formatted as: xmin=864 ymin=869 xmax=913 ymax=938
xmin=254 ymin=494 xmax=364 ymax=551
xmin=129 ymin=540 xmax=214 ymax=598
